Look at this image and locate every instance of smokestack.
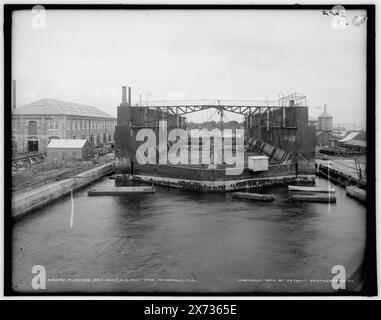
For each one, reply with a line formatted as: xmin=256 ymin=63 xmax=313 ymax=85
xmin=12 ymin=80 xmax=16 ymax=109
xmin=128 ymin=86 xmax=131 ymax=106
xmin=122 ymin=86 xmax=127 ymax=105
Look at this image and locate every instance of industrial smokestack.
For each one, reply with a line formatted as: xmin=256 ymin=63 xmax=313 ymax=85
xmin=12 ymin=80 xmax=16 ymax=109
xmin=122 ymin=86 xmax=127 ymax=105
xmin=128 ymin=86 xmax=131 ymax=106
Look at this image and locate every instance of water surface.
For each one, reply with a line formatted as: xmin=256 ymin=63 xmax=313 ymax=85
xmin=12 ymin=177 xmax=366 ymax=293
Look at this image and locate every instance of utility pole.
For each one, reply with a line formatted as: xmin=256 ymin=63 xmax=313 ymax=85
xmin=12 ymin=80 xmax=16 ymax=109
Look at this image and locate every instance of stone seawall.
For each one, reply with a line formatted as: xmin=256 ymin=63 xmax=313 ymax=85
xmin=12 ymin=163 xmax=114 ymax=218
xmin=116 ymin=173 xmax=315 ymax=192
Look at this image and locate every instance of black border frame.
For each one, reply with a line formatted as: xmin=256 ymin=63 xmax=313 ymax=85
xmin=3 ymin=3 xmax=377 ymax=297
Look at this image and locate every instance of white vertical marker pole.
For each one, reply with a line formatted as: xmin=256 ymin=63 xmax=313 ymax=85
xmin=328 ymin=160 xmax=331 ymax=214
xmin=70 ymin=189 xmax=74 ymax=228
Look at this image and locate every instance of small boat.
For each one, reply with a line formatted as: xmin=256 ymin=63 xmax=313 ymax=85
xmin=288 ymin=185 xmax=335 ymax=193
xmin=289 ymin=194 xmax=336 ymax=203
xmin=232 ymin=192 xmax=275 ymax=202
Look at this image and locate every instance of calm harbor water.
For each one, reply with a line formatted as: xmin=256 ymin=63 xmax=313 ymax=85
xmin=12 ymin=177 xmax=366 ymax=293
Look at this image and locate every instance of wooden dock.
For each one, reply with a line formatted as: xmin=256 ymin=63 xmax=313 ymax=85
xmin=88 ymin=186 xmax=155 ymax=196
xmin=232 ymin=192 xmax=275 ymax=202
xmin=288 ymin=185 xmax=335 ymax=193
xmin=289 ymin=194 xmax=336 ymax=203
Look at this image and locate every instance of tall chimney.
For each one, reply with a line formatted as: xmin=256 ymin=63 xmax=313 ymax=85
xmin=122 ymin=86 xmax=127 ymax=105
xmin=12 ymin=80 xmax=16 ymax=109
xmin=128 ymin=86 xmax=131 ymax=106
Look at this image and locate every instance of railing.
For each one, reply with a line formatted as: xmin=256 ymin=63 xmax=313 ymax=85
xmin=131 ymin=99 xmax=307 ymax=108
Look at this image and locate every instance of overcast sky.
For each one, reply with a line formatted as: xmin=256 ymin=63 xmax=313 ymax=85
xmin=13 ymin=9 xmax=367 ymax=125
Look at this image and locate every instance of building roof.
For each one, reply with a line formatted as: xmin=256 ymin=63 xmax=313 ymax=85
xmin=13 ymin=98 xmax=115 ymax=119
xmin=47 ymin=139 xmax=88 ymax=149
xmin=339 ymin=131 xmax=363 ymax=142
xmin=343 ymin=139 xmax=367 ymax=148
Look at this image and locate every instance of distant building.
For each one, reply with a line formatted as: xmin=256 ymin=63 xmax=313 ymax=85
xmin=341 ymin=139 xmax=367 ymax=153
xmin=316 ymin=131 xmax=337 ymax=147
xmin=338 ymin=131 xmax=366 ymax=153
xmin=317 ymin=104 xmax=333 ymax=131
xmin=12 ymin=98 xmax=117 ymax=154
xmin=46 ymin=139 xmax=94 ymax=162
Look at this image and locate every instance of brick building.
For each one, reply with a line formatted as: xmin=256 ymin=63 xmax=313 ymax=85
xmin=12 ymin=98 xmax=117 ymax=154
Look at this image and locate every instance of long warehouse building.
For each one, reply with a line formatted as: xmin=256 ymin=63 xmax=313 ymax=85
xmin=12 ymin=98 xmax=117 ymax=154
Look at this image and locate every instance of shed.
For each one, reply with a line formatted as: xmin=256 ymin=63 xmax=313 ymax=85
xmin=248 ymin=156 xmax=269 ymax=172
xmin=46 ymin=139 xmax=94 ymax=162
xmin=342 ymin=139 xmax=367 ymax=153
xmin=316 ymin=131 xmax=337 ymax=147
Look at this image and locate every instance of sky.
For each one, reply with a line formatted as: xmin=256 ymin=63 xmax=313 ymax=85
xmin=12 ymin=9 xmax=367 ymax=125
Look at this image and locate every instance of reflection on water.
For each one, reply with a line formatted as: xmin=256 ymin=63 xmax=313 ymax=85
xmin=12 ymin=177 xmax=366 ymax=293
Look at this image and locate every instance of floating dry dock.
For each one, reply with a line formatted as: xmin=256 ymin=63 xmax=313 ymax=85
xmin=88 ymin=186 xmax=155 ymax=196
xmin=232 ymin=192 xmax=275 ymax=202
xmin=114 ymin=88 xmax=316 ymax=192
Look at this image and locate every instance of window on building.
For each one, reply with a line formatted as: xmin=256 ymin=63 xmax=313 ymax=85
xmin=49 ymin=120 xmax=53 ymax=131
xmin=108 ymin=134 xmax=112 ymax=142
xmin=28 ymin=121 xmax=38 ymax=135
xmin=82 ymin=135 xmax=85 ymax=139
xmin=90 ymin=134 xmax=93 ymax=143
xmin=12 ymin=135 xmax=17 ymax=150
xmin=62 ymin=152 xmax=66 ymax=159
xmin=55 ymin=121 xmax=59 ymax=129
xmin=85 ymin=121 xmax=87 ymax=130
xmin=72 ymin=152 xmax=77 ymax=158
xmin=73 ymin=135 xmax=76 ymax=139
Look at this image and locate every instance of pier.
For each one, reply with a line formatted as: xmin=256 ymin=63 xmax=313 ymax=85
xmin=316 ymin=158 xmax=366 ymax=189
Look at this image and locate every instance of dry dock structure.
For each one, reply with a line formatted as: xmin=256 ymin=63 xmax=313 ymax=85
xmin=114 ymin=88 xmax=316 ymax=192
